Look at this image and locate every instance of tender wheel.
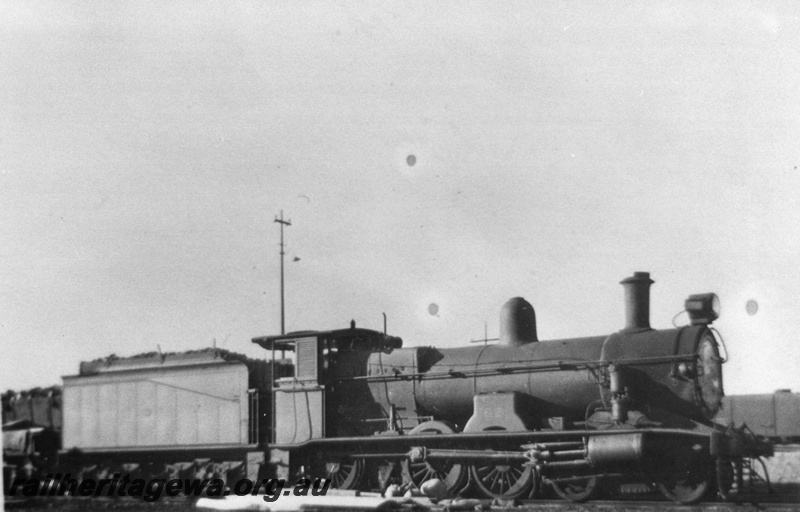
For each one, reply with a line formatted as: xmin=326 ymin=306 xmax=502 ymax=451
xmin=322 ymin=458 xmax=365 ymax=490
xmin=471 ymin=461 xmax=534 ymax=500
xmin=551 ymin=476 xmax=598 ymax=503
xmin=401 ymin=421 xmax=467 ymax=495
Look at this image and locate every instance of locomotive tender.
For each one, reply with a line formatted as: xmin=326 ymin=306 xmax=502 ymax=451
xmin=715 ymin=390 xmax=800 ymax=443
xmin=253 ymin=272 xmax=772 ymax=503
xmin=3 ymin=350 xmax=288 ymax=493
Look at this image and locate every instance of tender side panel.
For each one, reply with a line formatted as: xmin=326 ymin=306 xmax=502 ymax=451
xmin=775 ymin=392 xmax=800 ymax=439
xmin=119 ymin=381 xmax=137 ymax=444
xmin=63 ymin=362 xmax=248 ymax=450
xmin=717 ymin=392 xmax=800 ymax=440
xmin=716 ymin=394 xmax=776 ymax=437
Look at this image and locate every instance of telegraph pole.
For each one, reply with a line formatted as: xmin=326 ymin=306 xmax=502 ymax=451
xmin=274 ymin=210 xmax=291 ymax=335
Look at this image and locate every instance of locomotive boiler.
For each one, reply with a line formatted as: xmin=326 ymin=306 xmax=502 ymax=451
xmin=254 ymin=272 xmax=772 ymax=503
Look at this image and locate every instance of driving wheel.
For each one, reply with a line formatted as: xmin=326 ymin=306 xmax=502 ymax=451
xmin=400 ymin=421 xmax=467 ymax=494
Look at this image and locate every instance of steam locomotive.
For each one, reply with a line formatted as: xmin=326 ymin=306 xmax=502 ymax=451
xmin=251 ymin=272 xmax=772 ymax=503
xmin=2 ymin=272 xmax=774 ymax=504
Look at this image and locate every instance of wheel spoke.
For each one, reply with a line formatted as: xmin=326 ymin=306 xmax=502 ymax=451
xmin=472 ymin=462 xmax=533 ymax=500
xmin=400 ymin=421 xmax=467 ymax=495
xmin=490 ymin=471 xmax=500 ymax=490
xmin=322 ymin=457 xmax=363 ymax=490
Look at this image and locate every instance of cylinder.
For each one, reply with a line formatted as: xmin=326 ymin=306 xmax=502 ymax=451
xmin=499 ymin=297 xmax=538 ymax=346
xmin=587 ymin=433 xmax=645 ymax=465
xmin=620 ymin=272 xmax=654 ymax=332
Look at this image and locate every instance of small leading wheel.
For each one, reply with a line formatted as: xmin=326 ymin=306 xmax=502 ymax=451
xmin=656 ymin=462 xmax=711 ymax=504
xmin=322 ymin=458 xmax=365 ymax=490
xmin=716 ymin=456 xmax=771 ymax=501
xmin=401 ymin=421 xmax=467 ymax=495
xmin=657 ymin=474 xmax=710 ymax=504
xmin=551 ymin=476 xmax=599 ymax=503
xmin=470 ymin=461 xmax=535 ymax=500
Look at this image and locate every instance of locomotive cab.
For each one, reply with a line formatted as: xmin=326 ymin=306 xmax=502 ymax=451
xmin=252 ymin=327 xmax=402 ymax=444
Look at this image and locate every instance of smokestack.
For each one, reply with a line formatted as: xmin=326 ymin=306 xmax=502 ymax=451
xmin=500 ymin=297 xmax=538 ymax=346
xmin=620 ymin=272 xmax=654 ymax=332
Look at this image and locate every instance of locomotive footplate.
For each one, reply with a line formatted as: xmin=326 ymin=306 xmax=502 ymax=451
xmin=281 ymin=426 xmax=773 ymax=503
xmin=272 ymin=426 xmax=711 ymax=452
xmin=279 ymin=427 xmax=715 ymax=472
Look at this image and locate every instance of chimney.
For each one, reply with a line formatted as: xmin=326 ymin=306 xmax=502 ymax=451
xmin=620 ymin=272 xmax=654 ymax=332
xmin=499 ymin=297 xmax=538 ymax=346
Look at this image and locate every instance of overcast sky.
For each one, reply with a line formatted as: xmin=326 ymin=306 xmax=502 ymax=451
xmin=2 ymin=1 xmax=799 ymax=395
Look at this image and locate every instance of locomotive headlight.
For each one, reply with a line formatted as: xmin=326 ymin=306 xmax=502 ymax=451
xmin=684 ymin=293 xmax=720 ymax=325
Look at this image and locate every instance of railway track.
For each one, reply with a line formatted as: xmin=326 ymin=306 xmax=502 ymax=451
xmin=512 ymin=499 xmax=800 ymax=511
xmin=5 ymin=495 xmax=800 ymax=512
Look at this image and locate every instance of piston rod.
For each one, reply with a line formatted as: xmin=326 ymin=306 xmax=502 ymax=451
xmin=421 ymin=449 xmax=528 ymax=462
xmin=523 ymin=442 xmax=584 ymax=451
xmin=530 ymin=449 xmax=587 ymax=461
xmin=534 ymin=459 xmax=591 ymax=468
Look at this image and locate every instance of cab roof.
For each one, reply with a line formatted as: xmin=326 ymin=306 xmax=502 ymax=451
xmin=252 ymin=327 xmax=402 ymax=352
